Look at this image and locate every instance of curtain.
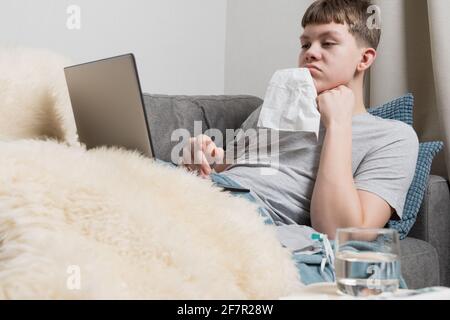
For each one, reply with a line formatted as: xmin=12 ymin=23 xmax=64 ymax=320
xmin=369 ymin=0 xmax=450 ymax=180
xmin=427 ymin=0 xmax=450 ymax=180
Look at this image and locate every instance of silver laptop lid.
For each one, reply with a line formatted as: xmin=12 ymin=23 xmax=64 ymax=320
xmin=64 ymin=53 xmax=154 ymax=158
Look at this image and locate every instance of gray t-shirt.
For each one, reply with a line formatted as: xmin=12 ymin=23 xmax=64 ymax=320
xmin=220 ymin=105 xmax=419 ymax=226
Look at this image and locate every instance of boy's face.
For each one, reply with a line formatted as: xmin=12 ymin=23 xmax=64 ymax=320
xmin=298 ymin=22 xmax=364 ymax=94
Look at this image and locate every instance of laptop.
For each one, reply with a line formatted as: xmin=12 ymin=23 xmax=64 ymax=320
xmin=64 ymin=53 xmax=155 ymax=158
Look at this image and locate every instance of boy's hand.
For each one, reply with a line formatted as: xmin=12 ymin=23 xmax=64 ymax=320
xmin=181 ymin=134 xmax=225 ymax=178
xmin=316 ymin=85 xmax=355 ymax=129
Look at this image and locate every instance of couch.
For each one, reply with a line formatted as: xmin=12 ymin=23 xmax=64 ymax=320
xmin=142 ymin=93 xmax=450 ymax=289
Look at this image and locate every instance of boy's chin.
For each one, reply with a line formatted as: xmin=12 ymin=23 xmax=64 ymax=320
xmin=311 ymin=79 xmax=322 ymax=94
xmin=315 ymin=84 xmax=327 ymax=94
xmin=315 ymin=82 xmax=347 ymax=94
xmin=312 ymin=79 xmax=331 ymax=94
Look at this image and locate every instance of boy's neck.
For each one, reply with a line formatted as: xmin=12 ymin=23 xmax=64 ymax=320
xmin=353 ymin=101 xmax=367 ymax=116
xmin=347 ymin=77 xmax=368 ymax=117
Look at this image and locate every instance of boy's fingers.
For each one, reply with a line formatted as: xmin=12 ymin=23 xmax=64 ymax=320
xmin=205 ymin=141 xmax=215 ymax=154
xmin=183 ymin=135 xmax=214 ymax=176
xmin=182 ymin=144 xmax=193 ymax=167
xmin=204 ymin=142 xmax=217 ymax=164
xmin=200 ymin=153 xmax=211 ymax=175
xmin=214 ymin=147 xmax=225 ymax=164
xmin=194 ymin=149 xmax=204 ymax=166
xmin=195 ymin=134 xmax=213 ymax=152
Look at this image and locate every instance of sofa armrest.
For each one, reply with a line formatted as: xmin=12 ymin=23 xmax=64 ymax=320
xmin=409 ymin=174 xmax=450 ymax=286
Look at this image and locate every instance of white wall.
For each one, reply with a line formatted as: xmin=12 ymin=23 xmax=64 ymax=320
xmin=0 ymin=0 xmax=311 ymax=98
xmin=0 ymin=0 xmax=227 ymax=95
xmin=224 ymin=0 xmax=314 ymax=98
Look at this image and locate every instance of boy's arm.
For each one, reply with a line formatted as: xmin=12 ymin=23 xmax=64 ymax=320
xmin=310 ymin=86 xmax=392 ymax=239
xmin=310 ymin=124 xmax=361 ymax=237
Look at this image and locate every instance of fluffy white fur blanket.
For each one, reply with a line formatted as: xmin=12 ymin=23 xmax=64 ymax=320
xmin=0 ymin=47 xmax=302 ymax=299
xmin=0 ymin=140 xmax=301 ymax=299
xmin=0 ymin=47 xmax=78 ymax=145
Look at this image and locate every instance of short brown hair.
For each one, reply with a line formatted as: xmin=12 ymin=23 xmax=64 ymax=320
xmin=301 ymin=0 xmax=381 ymax=49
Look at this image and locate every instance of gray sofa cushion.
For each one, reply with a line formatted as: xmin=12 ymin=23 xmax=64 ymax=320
xmin=409 ymin=175 xmax=450 ymax=287
xmin=400 ymin=237 xmax=440 ymax=289
xmin=195 ymin=95 xmax=263 ymax=148
xmin=142 ymin=94 xmax=208 ymax=162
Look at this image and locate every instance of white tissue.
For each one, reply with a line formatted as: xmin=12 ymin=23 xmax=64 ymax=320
xmin=257 ymin=68 xmax=321 ymax=139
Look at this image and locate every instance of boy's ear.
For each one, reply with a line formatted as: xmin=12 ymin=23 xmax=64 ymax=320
xmin=357 ymin=48 xmax=377 ymax=72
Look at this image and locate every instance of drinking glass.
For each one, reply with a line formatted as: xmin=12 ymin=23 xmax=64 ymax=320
xmin=334 ymin=228 xmax=401 ymax=297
